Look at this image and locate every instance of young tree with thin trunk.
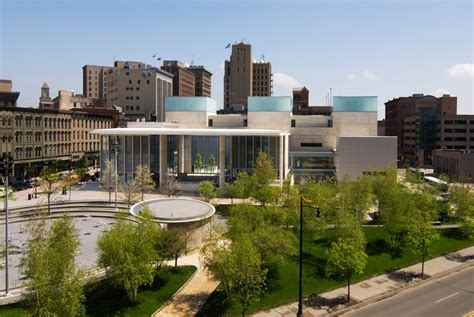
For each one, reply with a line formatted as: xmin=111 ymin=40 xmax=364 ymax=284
xmin=100 ymin=160 xmax=116 ymax=203
xmin=449 ymin=183 xmax=474 ymax=238
xmin=97 ymin=211 xmax=160 ymax=303
xmin=120 ymin=180 xmax=140 ymax=209
xmin=159 ymin=171 xmax=182 ymax=197
xmin=155 ymin=229 xmax=186 ymax=268
xmin=20 ymin=216 xmax=85 ymax=316
xmin=134 ymin=164 xmax=156 ymax=201
xmin=194 ymin=153 xmax=204 ymax=173
xmin=326 ymin=237 xmax=368 ymax=303
xmin=39 ymin=166 xmax=61 ymax=214
xmin=405 ymin=190 xmax=439 ymax=276
xmin=208 ymin=153 xmax=217 ymax=173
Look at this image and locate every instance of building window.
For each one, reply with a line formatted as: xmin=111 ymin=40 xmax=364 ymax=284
xmin=208 ymin=119 xmax=213 ymax=127
xmin=291 ymin=120 xmax=296 ymax=128
xmin=243 ymin=119 xmax=248 ymax=127
xmin=301 ymin=142 xmax=322 ymax=147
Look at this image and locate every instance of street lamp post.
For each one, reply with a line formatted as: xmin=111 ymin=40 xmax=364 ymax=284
xmin=111 ymin=137 xmax=120 ymax=210
xmin=2 ymin=153 xmax=13 ymax=296
xmin=297 ymin=195 xmax=320 ymax=317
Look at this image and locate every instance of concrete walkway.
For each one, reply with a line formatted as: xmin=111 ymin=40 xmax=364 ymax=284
xmin=253 ymin=246 xmax=474 ymax=317
xmin=153 ymin=253 xmax=219 ymax=317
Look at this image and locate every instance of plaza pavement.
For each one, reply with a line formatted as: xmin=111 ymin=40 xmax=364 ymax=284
xmin=252 ymin=246 xmax=474 ymax=317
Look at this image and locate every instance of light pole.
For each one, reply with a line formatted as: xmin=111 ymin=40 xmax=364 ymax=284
xmin=2 ymin=153 xmax=13 ymax=296
xmin=297 ymin=195 xmax=320 ymax=317
xmin=111 ymin=137 xmax=120 ymax=210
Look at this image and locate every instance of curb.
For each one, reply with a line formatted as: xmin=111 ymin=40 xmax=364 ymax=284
xmin=329 ymin=261 xmax=474 ymax=316
xmin=151 ymin=265 xmax=201 ymax=317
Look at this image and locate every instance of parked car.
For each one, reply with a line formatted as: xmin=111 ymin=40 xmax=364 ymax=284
xmin=24 ymin=180 xmax=36 ymax=188
xmin=12 ymin=181 xmax=28 ymax=191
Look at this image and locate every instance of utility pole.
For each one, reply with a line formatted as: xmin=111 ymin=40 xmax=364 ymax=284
xmin=2 ymin=153 xmax=13 ymax=296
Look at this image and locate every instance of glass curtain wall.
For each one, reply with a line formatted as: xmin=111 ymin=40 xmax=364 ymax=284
xmin=100 ymin=135 xmax=158 ymax=183
xmin=230 ymin=136 xmax=279 ymax=176
xmin=191 ymin=136 xmax=219 ymax=173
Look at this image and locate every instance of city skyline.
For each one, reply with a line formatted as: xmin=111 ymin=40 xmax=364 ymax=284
xmin=1 ymin=0 xmax=473 ymax=118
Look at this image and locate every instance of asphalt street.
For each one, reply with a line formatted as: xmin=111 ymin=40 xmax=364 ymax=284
xmin=344 ymin=266 xmax=474 ymax=317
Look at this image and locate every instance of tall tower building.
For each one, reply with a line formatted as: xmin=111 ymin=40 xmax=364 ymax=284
xmin=223 ymin=42 xmax=272 ymax=112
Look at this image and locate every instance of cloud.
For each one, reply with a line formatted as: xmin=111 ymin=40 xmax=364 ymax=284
xmin=346 ymin=73 xmax=357 ymax=80
xmin=433 ymin=88 xmax=451 ymax=97
xmin=273 ymin=72 xmax=301 ymax=96
xmin=448 ymin=64 xmax=474 ymax=78
xmin=362 ymin=69 xmax=376 ymax=80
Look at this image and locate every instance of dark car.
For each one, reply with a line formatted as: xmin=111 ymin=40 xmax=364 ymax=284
xmin=12 ymin=181 xmax=28 ymax=191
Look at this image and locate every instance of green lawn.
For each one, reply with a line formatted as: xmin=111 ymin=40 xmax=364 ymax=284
xmin=0 ymin=265 xmax=196 ymax=317
xmin=198 ymin=227 xmax=474 ymax=316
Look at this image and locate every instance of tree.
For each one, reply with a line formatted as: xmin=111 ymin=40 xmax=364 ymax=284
xmin=155 ymin=229 xmax=186 ymax=268
xmin=230 ymin=237 xmax=267 ymax=316
xmin=134 ymin=164 xmax=156 ymax=201
xmin=159 ymin=171 xmax=182 ymax=197
xmin=100 ymin=160 xmax=116 ymax=203
xmin=201 ymin=230 xmax=266 ymax=316
xmin=120 ymin=180 xmax=140 ymax=209
xmin=61 ymin=171 xmax=79 ymax=201
xmin=217 ymin=182 xmax=239 ymax=205
xmin=194 ymin=153 xmax=204 ymax=173
xmin=39 ymin=166 xmax=61 ymax=214
xmin=20 ymin=216 xmax=85 ymax=316
xmin=97 ymin=214 xmax=160 ymax=303
xmin=403 ymin=189 xmax=439 ymax=276
xmin=233 ymin=172 xmax=255 ymax=200
xmin=208 ymin=153 xmax=217 ymax=173
xmin=253 ymin=151 xmax=276 ymax=186
xmin=75 ymin=156 xmax=89 ymax=180
xmin=449 ymin=183 xmax=474 ymax=238
xmin=326 ymin=238 xmax=368 ymax=303
xmin=250 ymin=152 xmax=279 ymax=206
xmin=199 ymin=180 xmax=216 ymax=202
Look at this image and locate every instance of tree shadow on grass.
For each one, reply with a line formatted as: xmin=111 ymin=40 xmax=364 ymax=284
xmin=440 ymin=228 xmax=467 ymax=240
xmin=196 ymin=289 xmax=230 ymax=317
xmin=365 ymin=239 xmax=389 ymax=256
xmin=300 ymin=253 xmax=327 ymax=278
xmin=84 ymin=278 xmax=136 ymax=317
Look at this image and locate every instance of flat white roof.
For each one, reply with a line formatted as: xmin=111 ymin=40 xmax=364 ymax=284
xmin=92 ymin=127 xmax=290 ymax=137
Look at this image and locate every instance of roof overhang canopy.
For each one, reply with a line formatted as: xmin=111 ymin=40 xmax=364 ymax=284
xmin=92 ymin=127 xmax=290 ymax=137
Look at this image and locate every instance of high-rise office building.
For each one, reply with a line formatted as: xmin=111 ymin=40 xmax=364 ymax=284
xmin=82 ymin=65 xmax=112 ymax=101
xmin=187 ymin=66 xmax=212 ymax=97
xmin=223 ymin=42 xmax=272 ymax=112
xmin=106 ymin=61 xmax=173 ymax=122
xmin=161 ymin=60 xmax=196 ymax=96
xmin=385 ymin=93 xmax=457 ymax=160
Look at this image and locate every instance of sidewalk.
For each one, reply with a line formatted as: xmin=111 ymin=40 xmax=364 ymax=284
xmin=253 ymin=246 xmax=474 ymax=317
xmin=153 ymin=253 xmax=219 ymax=317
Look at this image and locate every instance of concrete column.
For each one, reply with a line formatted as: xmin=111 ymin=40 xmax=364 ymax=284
xmin=159 ymin=135 xmax=168 ymax=184
xmin=184 ymin=135 xmax=192 ymax=173
xmin=219 ymin=135 xmax=225 ymax=186
xmin=178 ymin=135 xmax=185 ymax=174
xmin=279 ymin=135 xmax=284 ymax=187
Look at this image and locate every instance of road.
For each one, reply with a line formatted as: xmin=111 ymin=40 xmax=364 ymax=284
xmin=343 ymin=266 xmax=474 ymax=317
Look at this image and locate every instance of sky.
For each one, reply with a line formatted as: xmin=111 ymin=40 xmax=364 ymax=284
xmin=1 ymin=0 xmax=473 ymax=119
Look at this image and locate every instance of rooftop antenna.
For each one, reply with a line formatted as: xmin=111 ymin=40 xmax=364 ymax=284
xmin=190 ymin=54 xmax=194 ymax=66
xmin=261 ymin=54 xmax=265 ymax=62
